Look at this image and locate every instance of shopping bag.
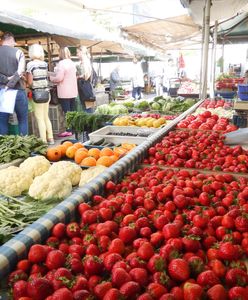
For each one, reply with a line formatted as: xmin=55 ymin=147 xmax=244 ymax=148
xmin=224 ymin=128 xmax=248 ymax=145
xmin=0 ymin=89 xmax=17 ymax=113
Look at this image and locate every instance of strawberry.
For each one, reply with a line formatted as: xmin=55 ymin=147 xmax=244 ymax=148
xmin=182 ymin=235 xmax=201 ymax=252
xmin=137 ymin=293 xmax=153 ymax=300
xmin=52 ymin=222 xmax=66 ymax=238
xmin=112 ymin=267 xmax=131 ymax=288
xmin=103 ymin=253 xmax=122 ymax=271
xmin=70 ymin=258 xmax=84 ymax=274
xmin=83 ymin=255 xmax=103 ymax=277
xmin=147 ymin=282 xmax=167 ymax=299
xmin=28 ymin=244 xmax=47 ymax=263
xmin=119 ymin=226 xmax=137 ymax=244
xmin=168 ymin=258 xmax=190 ymax=282
xmin=12 ymin=280 xmax=28 ymax=300
xmin=51 ymin=287 xmax=73 ymax=300
xmin=147 ymin=254 xmax=166 ymax=274
xmin=120 ymin=281 xmax=140 ymax=298
xmin=66 ymin=222 xmax=80 ymax=238
xmin=197 ymin=270 xmax=220 ymax=289
xmin=103 ymin=288 xmax=122 ymax=300
xmin=46 ymin=249 xmax=65 ymax=270
xmin=207 ymin=284 xmax=228 ymax=300
xmin=73 ymin=289 xmax=91 ymax=300
xmin=218 ymin=242 xmax=239 ymax=261
xmin=137 ymin=242 xmax=155 ymax=261
xmin=225 ymin=268 xmax=248 ymax=287
xmin=8 ymin=270 xmax=28 ymax=287
xmin=94 ymin=281 xmax=112 ymax=299
xmin=108 ymin=238 xmax=125 ymax=254
xmin=183 ymin=282 xmax=203 ymax=300
xmin=187 ymin=256 xmax=205 ymax=277
xmin=208 ymin=259 xmax=226 ymax=278
xmin=17 ymin=259 xmax=31 ymax=273
xmin=27 ymin=278 xmax=53 ymax=300
xmin=159 ymin=294 xmax=176 ymax=300
xmin=46 ymin=236 xmax=60 ymax=248
xmin=228 ymin=286 xmax=247 ymax=300
xmin=129 ymin=267 xmax=148 ymax=286
xmin=30 ymin=263 xmax=47 ymax=275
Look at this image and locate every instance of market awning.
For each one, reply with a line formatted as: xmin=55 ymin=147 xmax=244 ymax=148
xmin=122 ymin=14 xmax=202 ymax=52
xmin=180 ymin=0 xmax=248 ymax=25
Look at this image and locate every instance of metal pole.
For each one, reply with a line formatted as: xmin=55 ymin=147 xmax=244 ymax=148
xmin=221 ymin=39 xmax=225 ymax=73
xmin=199 ymin=6 xmax=206 ymax=99
xmin=201 ymin=0 xmax=211 ymax=99
xmin=210 ymin=20 xmax=218 ymax=99
xmin=46 ymin=35 xmax=52 ymax=71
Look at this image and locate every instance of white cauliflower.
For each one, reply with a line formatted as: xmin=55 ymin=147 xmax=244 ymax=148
xmin=19 ymin=155 xmax=51 ymax=178
xmin=48 ymin=161 xmax=82 ymax=186
xmin=79 ymin=165 xmax=107 ymax=187
xmin=28 ymin=172 xmax=72 ymax=200
xmin=0 ymin=166 xmax=33 ymax=196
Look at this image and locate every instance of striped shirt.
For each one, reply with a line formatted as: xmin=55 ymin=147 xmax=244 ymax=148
xmin=26 ymin=59 xmax=48 ymax=89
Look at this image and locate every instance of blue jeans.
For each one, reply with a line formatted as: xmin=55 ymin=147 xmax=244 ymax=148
xmin=132 ymin=87 xmax=142 ymax=99
xmin=0 ymin=89 xmax=28 ymax=135
xmin=59 ymin=98 xmax=76 ymax=132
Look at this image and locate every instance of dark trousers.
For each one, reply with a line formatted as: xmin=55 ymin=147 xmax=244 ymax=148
xmin=0 ymin=89 xmax=28 ymax=135
xmin=132 ymin=86 xmax=142 ymax=99
xmin=59 ymin=98 xmax=76 ymax=131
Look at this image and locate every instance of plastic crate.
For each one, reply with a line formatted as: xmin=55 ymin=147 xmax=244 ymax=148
xmin=238 ymin=84 xmax=248 ymax=101
xmin=49 ymin=105 xmax=66 ymax=134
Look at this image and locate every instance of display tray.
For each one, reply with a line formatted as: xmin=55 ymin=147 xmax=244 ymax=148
xmin=177 ymin=93 xmax=200 ymax=99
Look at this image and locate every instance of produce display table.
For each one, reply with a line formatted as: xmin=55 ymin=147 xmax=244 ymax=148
xmin=0 ymin=101 xmax=203 ymax=280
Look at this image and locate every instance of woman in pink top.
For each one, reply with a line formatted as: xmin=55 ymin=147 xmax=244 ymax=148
xmin=50 ymin=47 xmax=77 ymax=137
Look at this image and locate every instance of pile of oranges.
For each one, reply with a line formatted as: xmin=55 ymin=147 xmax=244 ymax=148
xmin=46 ymin=141 xmax=135 ymax=167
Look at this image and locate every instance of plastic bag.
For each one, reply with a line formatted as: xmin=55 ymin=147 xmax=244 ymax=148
xmin=224 ymin=128 xmax=248 ymax=145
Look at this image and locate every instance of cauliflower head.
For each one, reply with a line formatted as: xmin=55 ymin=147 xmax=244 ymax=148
xmin=19 ymin=155 xmax=51 ymax=178
xmin=0 ymin=166 xmax=33 ymax=197
xmin=48 ymin=161 xmax=82 ymax=186
xmin=79 ymin=166 xmax=107 ymax=187
xmin=28 ymin=172 xmax=72 ymax=200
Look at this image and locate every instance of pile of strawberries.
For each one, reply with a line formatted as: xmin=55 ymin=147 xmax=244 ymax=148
xmin=8 ymin=166 xmax=248 ymax=299
xmin=145 ymin=129 xmax=248 ymax=173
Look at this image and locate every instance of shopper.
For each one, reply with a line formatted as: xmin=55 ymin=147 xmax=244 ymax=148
xmin=49 ymin=47 xmax=77 ymax=137
xmin=0 ymin=32 xmax=28 ymax=135
xmin=110 ymin=65 xmax=121 ymax=100
xmin=131 ymin=57 xmax=144 ymax=100
xmin=244 ymin=70 xmax=248 ymax=84
xmin=26 ymin=44 xmax=54 ymax=144
xmin=76 ymin=46 xmax=96 ymax=113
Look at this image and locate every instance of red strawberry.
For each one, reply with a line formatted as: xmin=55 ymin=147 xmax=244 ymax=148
xmin=108 ymin=238 xmax=125 ymax=254
xmin=112 ymin=267 xmax=131 ymax=288
xmin=27 ymin=278 xmax=53 ymax=300
xmin=182 ymin=235 xmax=201 ymax=252
xmin=147 ymin=254 xmax=166 ymax=274
xmin=159 ymin=294 xmax=176 ymax=300
xmin=70 ymin=258 xmax=84 ymax=274
xmin=12 ymin=280 xmax=28 ymax=300
xmin=94 ymin=281 xmax=112 ymax=299
xmin=103 ymin=253 xmax=122 ymax=271
xmin=171 ymin=286 xmax=184 ymax=300
xmin=54 ymin=267 xmax=72 ymax=280
xmin=51 ymin=287 xmax=73 ymax=300
xmin=137 ymin=293 xmax=153 ymax=300
xmin=83 ymin=255 xmax=103 ymax=276
xmin=137 ymin=242 xmax=154 ymax=261
xmin=66 ymin=222 xmax=80 ymax=238
xmin=208 ymin=259 xmax=226 ymax=278
xmin=183 ymin=282 xmax=203 ymax=300
xmin=8 ymin=270 xmax=28 ymax=287
xmin=228 ymin=286 xmax=247 ymax=300
xmin=46 ymin=250 xmax=65 ymax=270
xmin=73 ymin=289 xmax=91 ymax=300
xmin=187 ymin=256 xmax=205 ymax=277
xmin=129 ymin=267 xmax=148 ymax=286
xmin=218 ymin=242 xmax=239 ymax=261
xmin=225 ymin=268 xmax=248 ymax=287
xmin=168 ymin=259 xmax=190 ymax=282
xmin=235 ymin=214 xmax=248 ymax=232
xmin=120 ymin=281 xmax=140 ymax=298
xmin=197 ymin=270 xmax=220 ymax=289
xmin=28 ymin=244 xmax=47 ymax=263
xmin=119 ymin=226 xmax=137 ymax=244
xmin=17 ymin=259 xmax=31 ymax=273
xmin=103 ymin=288 xmax=122 ymax=300
xmin=71 ymin=276 xmax=88 ymax=292
xmin=30 ymin=263 xmax=47 ymax=276
xmin=207 ymin=284 xmax=228 ymax=300
xmin=147 ymin=282 xmax=167 ymax=299
xmin=52 ymin=222 xmax=66 ymax=238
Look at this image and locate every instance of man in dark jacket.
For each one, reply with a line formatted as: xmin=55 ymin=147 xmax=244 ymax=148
xmin=0 ymin=32 xmax=28 ymax=135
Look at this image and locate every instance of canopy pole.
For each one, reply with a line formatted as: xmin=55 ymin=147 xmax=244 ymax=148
xmin=221 ymin=39 xmax=225 ymax=73
xmin=201 ymin=0 xmax=211 ymax=100
xmin=46 ymin=35 xmax=52 ymax=71
xmin=210 ymin=21 xmax=218 ymax=99
xmin=199 ymin=6 xmax=205 ymax=100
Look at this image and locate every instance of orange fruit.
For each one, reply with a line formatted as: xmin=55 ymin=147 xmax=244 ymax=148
xmin=46 ymin=147 xmax=61 ymax=162
xmin=57 ymin=144 xmax=67 ymax=157
xmin=113 ymin=147 xmax=128 ymax=157
xmin=74 ymin=142 xmax=84 ymax=149
xmin=100 ymin=147 xmax=114 ymax=157
xmin=110 ymin=155 xmax=119 ymax=162
xmin=62 ymin=141 xmax=73 ymax=149
xmin=96 ymin=156 xmax=114 ymax=167
xmin=74 ymin=149 xmax=89 ymax=164
xmin=66 ymin=146 xmax=78 ymax=159
xmin=88 ymin=148 xmax=101 ymax=160
xmin=81 ymin=157 xmax=97 ymax=167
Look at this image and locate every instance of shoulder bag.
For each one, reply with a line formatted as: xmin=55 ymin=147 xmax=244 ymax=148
xmin=32 ymin=89 xmax=50 ymax=103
